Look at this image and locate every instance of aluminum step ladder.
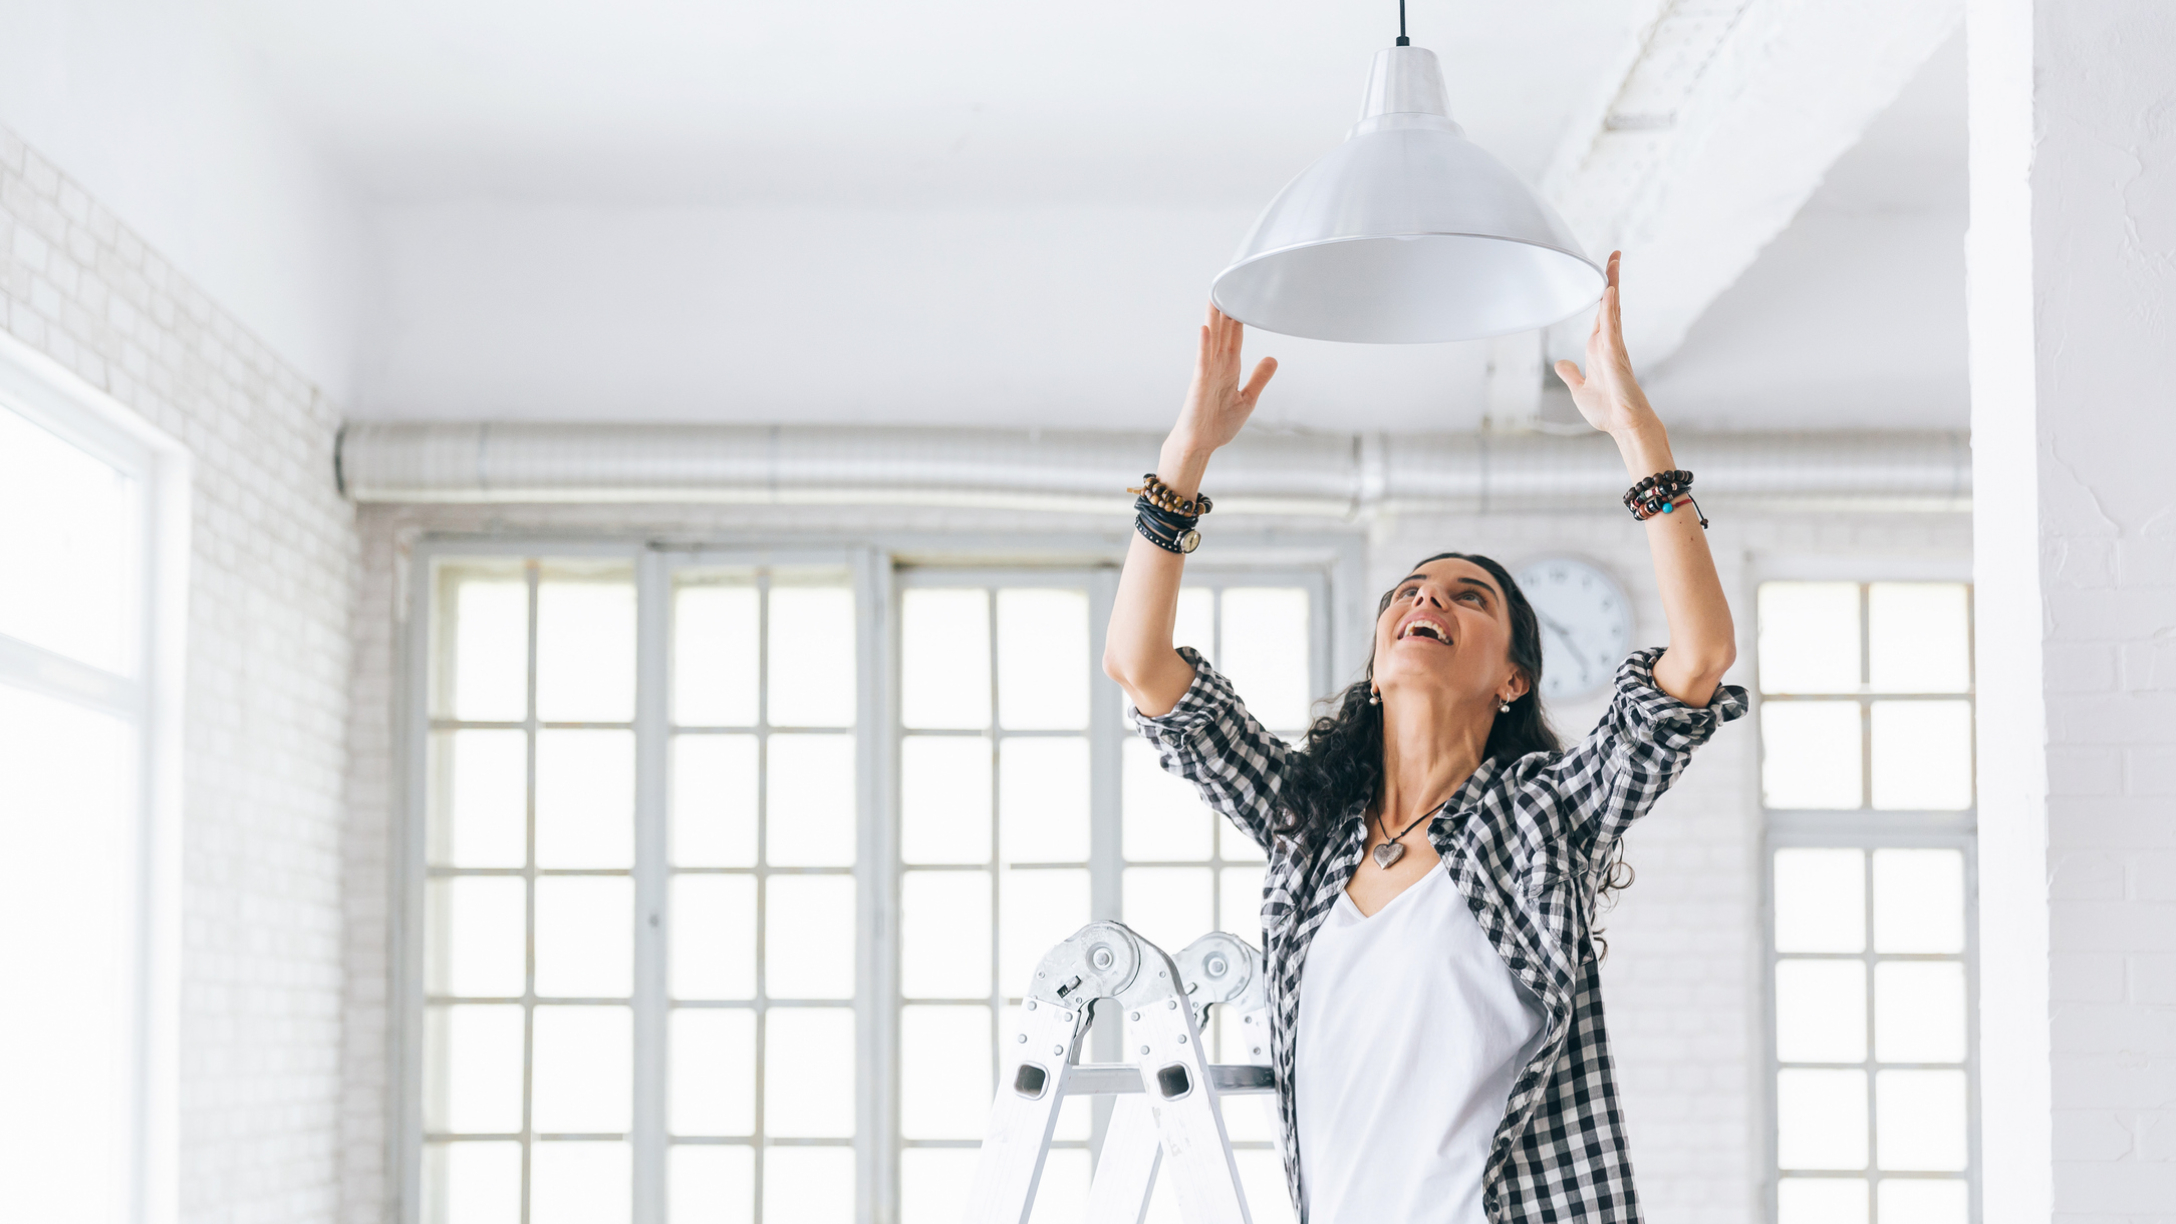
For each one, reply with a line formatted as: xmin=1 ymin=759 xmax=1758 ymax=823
xmin=961 ymin=922 xmax=1274 ymax=1224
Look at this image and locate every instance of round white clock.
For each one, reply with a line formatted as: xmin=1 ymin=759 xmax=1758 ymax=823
xmin=1513 ymin=556 xmax=1634 ymax=702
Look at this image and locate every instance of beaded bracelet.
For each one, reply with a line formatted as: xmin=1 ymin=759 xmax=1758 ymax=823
xmin=1129 ymin=472 xmax=1213 ymax=519
xmin=1623 ymin=469 xmax=1709 ymax=528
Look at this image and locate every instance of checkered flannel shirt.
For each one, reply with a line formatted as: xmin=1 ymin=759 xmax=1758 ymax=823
xmin=1133 ymin=645 xmax=1747 ymax=1224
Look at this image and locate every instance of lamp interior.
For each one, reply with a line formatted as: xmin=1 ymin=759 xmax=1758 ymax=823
xmin=1213 ymin=232 xmax=1602 ymax=344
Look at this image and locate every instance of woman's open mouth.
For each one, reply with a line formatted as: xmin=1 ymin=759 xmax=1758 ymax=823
xmin=1397 ymin=615 xmax=1452 ymax=645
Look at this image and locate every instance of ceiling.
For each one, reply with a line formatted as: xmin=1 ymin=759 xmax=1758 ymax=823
xmin=194 ymin=0 xmax=1967 ymax=432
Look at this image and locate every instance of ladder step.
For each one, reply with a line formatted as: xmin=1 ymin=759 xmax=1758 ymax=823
xmin=1062 ymin=1064 xmax=1276 ymax=1096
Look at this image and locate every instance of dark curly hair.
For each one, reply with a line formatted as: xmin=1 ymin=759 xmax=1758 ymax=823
xmin=1277 ymin=552 xmax=1636 ymax=935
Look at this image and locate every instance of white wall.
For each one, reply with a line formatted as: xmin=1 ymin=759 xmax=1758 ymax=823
xmin=0 ymin=123 xmax=359 ymax=1222
xmin=0 ymin=0 xmax=363 ymax=398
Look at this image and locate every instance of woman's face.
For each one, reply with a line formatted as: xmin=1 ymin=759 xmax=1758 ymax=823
xmin=1370 ymin=557 xmax=1528 ymax=708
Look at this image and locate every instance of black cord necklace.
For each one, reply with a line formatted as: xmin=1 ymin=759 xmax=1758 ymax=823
xmin=1370 ymin=804 xmax=1437 ymax=870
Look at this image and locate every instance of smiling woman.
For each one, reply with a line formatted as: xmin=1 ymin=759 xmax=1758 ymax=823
xmin=1102 ymin=255 xmax=1747 ymax=1224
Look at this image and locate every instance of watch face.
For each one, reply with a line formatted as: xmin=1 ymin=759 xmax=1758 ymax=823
xmin=1512 ymin=557 xmax=1634 ymax=702
xmin=1178 ymin=529 xmax=1201 ymax=553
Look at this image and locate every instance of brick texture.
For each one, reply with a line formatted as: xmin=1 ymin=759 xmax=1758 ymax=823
xmin=0 ymin=123 xmax=359 ymax=1224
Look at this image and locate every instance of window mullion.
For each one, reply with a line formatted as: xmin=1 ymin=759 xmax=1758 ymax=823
xmin=632 ymin=550 xmax=670 ymax=1224
xmin=858 ymin=547 xmax=900 ymax=1224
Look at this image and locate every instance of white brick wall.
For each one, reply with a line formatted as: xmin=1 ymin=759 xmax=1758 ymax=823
xmin=0 ymin=123 xmax=359 ymax=1224
xmin=343 ymin=499 xmax=1970 ymax=1224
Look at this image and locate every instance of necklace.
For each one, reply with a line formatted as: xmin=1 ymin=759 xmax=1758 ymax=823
xmin=1369 ymin=804 xmax=1439 ymax=870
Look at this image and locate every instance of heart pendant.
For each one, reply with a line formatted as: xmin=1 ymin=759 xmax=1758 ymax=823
xmin=1372 ymin=840 xmax=1406 ymax=870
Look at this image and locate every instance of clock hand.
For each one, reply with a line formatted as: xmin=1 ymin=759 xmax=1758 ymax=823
xmin=1536 ymin=616 xmax=1592 ymax=683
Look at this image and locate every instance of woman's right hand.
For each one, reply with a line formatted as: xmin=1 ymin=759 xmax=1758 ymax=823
xmin=1170 ymin=305 xmax=1277 ymax=459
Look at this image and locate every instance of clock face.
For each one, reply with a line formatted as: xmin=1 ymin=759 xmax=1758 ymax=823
xmin=1512 ymin=557 xmax=1634 ymax=702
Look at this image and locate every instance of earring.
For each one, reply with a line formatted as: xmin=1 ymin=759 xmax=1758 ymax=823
xmin=1498 ymin=697 xmax=1513 ymax=714
xmin=1369 ymin=688 xmax=1382 ymax=705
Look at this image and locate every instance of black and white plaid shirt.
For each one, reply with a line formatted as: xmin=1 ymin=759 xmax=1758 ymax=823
xmin=1133 ymin=645 xmax=1747 ymax=1223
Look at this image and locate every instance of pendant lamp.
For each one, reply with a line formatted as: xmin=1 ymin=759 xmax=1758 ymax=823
xmin=1210 ymin=10 xmax=1602 ymax=344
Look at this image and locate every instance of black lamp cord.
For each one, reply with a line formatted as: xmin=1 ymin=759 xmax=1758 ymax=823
xmin=1396 ymin=0 xmax=1409 ymax=45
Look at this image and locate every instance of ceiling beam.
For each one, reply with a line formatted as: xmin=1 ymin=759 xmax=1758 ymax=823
xmin=1539 ymin=0 xmax=1962 ymax=367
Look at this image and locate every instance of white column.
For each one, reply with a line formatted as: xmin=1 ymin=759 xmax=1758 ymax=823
xmin=1968 ymin=2 xmax=2176 ymax=1221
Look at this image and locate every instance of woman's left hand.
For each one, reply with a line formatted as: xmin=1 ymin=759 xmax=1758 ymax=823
xmin=1553 ymin=251 xmax=1658 ymax=439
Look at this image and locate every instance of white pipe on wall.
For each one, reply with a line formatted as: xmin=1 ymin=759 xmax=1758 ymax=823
xmin=335 ymin=422 xmax=1970 ymax=513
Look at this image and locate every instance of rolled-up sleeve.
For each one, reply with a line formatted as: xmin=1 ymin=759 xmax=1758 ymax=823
xmin=1540 ymin=646 xmax=1749 ymax=851
xmin=1130 ymin=647 xmax=1293 ymax=854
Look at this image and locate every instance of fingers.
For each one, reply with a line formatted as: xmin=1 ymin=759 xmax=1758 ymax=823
xmin=1238 ymin=356 xmax=1278 ymax=407
xmin=1554 ymin=358 xmax=1585 ymax=390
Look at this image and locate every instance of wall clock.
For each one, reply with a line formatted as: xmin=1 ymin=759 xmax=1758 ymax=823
xmin=1512 ymin=556 xmax=1634 ymax=702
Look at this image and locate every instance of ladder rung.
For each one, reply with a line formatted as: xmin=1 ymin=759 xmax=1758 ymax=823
xmin=1060 ymin=1064 xmax=1276 ymax=1096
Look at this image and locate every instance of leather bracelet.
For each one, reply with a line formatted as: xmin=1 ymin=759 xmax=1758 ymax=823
xmin=1134 ymin=512 xmax=1199 ymax=554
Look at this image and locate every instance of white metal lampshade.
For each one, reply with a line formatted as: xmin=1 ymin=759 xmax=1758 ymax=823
xmin=1211 ymin=45 xmax=1602 ymax=344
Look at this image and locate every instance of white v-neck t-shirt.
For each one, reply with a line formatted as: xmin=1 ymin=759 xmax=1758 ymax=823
xmin=1294 ymin=863 xmax=1548 ymax=1224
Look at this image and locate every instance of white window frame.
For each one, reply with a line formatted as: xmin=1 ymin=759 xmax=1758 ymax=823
xmin=394 ymin=531 xmax=1361 ymax=1224
xmin=1754 ymin=568 xmax=1981 ymax=1224
xmin=0 ymin=330 xmax=191 ymax=1224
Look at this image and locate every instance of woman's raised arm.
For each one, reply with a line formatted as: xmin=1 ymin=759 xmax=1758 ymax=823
xmin=1103 ymin=306 xmax=1277 ymax=716
xmin=1555 ymin=251 xmax=1737 ymax=706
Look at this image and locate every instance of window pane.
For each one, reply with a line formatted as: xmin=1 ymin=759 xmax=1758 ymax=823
xmin=903 ymin=588 xmax=991 ymax=730
xmin=766 ymin=875 xmax=855 ymax=999
xmin=763 ymin=1146 xmax=854 ymax=1223
xmin=1776 ymin=1069 xmax=1868 ymax=1170
xmin=1761 ymin=702 xmax=1863 ymax=809
xmin=997 ymin=588 xmax=1089 ymax=730
xmin=902 ymin=736 xmax=992 ymax=865
xmin=999 ymin=737 xmax=1089 ymax=863
xmin=670 ymin=1145 xmax=754 ymax=1224
xmin=1774 ymin=849 xmax=1865 ymax=954
xmin=1124 ymin=866 xmax=1214 ymax=958
xmin=1757 ymin=582 xmax=1860 ymax=694
xmin=535 ymin=730 xmax=635 ymax=868
xmin=671 ymin=875 xmax=756 ymax=1000
xmin=1233 ymin=1148 xmax=1296 ymax=1224
xmin=902 ymin=870 xmax=992 ymax=999
xmin=998 ymin=868 xmax=1089 ymax=997
xmin=767 ymin=584 xmax=856 ymax=728
xmin=1875 ymin=1069 xmax=1968 ymax=1170
xmin=1777 ymin=1178 xmax=1867 ymax=1224
xmin=1868 ymin=583 xmax=1970 ymax=693
xmin=431 ymin=729 xmax=527 ymax=868
xmin=763 ymin=1009 xmax=856 ymax=1137
xmin=1873 ymin=849 xmax=1965 ymax=954
xmin=423 ymin=1141 xmax=522 ymax=1224
xmin=1221 ymin=864 xmax=1267 ymax=946
xmin=675 ymin=581 xmax=759 ymax=726
xmin=1219 ymin=588 xmax=1311 ymax=731
xmin=1124 ymin=738 xmax=1213 ymax=861
xmin=673 ymin=734 xmax=757 ymax=867
xmin=0 ymin=405 xmax=139 ymax=673
xmin=1174 ymin=587 xmax=1215 ymax=657
xmin=535 ymin=876 xmax=632 ymax=999
xmin=426 ymin=877 xmax=525 ymax=998
xmin=901 ymin=1148 xmax=980 ymax=1224
xmin=1870 ymin=701 xmax=1973 ymax=810
xmin=447 ymin=575 xmax=528 ymax=722
xmin=1876 ymin=1178 xmax=1967 ymax=1224
xmin=530 ymin=1141 xmax=630 ymax=1224
xmin=536 ymin=573 xmax=636 ymax=722
xmin=425 ymin=1004 xmax=524 ymax=1134
xmin=669 ymin=1008 xmax=755 ymax=1136
xmin=1774 ymin=959 xmax=1866 ymax=1063
xmin=900 ymin=1005 xmax=993 ymax=1139
xmin=532 ymin=1005 xmax=633 ymax=1133
xmin=1874 ymin=961 xmax=1967 ymax=1063
xmin=1221 ymin=816 xmax=1267 ymax=863
xmin=767 ymin=734 xmax=856 ymax=867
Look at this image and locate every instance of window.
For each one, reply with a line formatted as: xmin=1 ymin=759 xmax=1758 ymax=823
xmin=408 ymin=547 xmax=1328 ymax=1224
xmin=1757 ymin=582 xmax=1977 ymax=1224
xmin=0 ymin=345 xmax=185 ymax=1224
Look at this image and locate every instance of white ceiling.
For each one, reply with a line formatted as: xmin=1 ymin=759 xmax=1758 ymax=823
xmin=188 ymin=0 xmax=1966 ymax=431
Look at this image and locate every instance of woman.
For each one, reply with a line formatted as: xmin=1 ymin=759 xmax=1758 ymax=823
xmin=1103 ymin=253 xmax=1747 ymax=1224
